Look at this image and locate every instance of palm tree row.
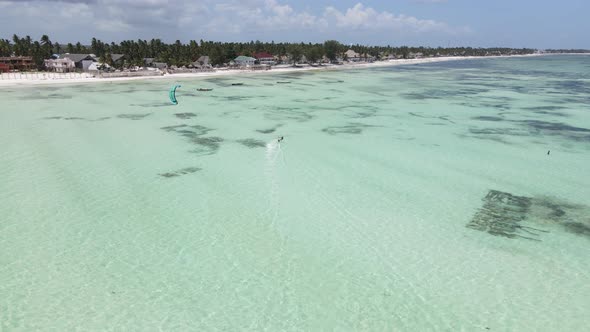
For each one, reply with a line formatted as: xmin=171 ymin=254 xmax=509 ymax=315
xmin=1 ymin=34 xmax=541 ymax=70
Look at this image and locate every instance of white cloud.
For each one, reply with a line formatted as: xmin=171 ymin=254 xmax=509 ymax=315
xmin=207 ymin=0 xmax=322 ymax=33
xmin=0 ymin=0 xmax=470 ymax=43
xmin=323 ymin=3 xmax=467 ymax=35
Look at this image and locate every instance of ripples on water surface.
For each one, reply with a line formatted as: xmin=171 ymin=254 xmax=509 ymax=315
xmin=1 ymin=55 xmax=589 ymax=330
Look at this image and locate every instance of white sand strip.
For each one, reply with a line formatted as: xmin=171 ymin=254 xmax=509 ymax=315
xmin=0 ymin=54 xmax=545 ymax=87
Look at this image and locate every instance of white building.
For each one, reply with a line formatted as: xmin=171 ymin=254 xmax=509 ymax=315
xmin=234 ymin=56 xmax=257 ymax=67
xmin=44 ymin=58 xmax=75 ymax=72
xmin=254 ymin=52 xmax=276 ymax=65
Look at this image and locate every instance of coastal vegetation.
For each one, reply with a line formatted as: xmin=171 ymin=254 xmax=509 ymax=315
xmin=544 ymin=49 xmax=590 ymax=54
xmin=0 ymin=33 xmax=571 ymax=71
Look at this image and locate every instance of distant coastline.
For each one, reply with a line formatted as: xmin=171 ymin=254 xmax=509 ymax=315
xmin=3 ymin=34 xmax=588 ymax=87
xmin=0 ymin=53 xmax=558 ymax=87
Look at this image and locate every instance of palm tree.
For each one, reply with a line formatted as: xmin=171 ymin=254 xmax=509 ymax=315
xmin=323 ymin=40 xmax=341 ymax=62
xmin=40 ymin=34 xmax=53 ymax=59
xmin=0 ymin=39 xmax=11 ymax=56
xmin=305 ymin=46 xmax=323 ymax=65
xmin=288 ymin=45 xmax=302 ymax=66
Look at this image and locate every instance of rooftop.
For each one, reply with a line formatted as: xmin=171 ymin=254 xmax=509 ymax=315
xmin=0 ymin=56 xmax=33 ymax=61
xmin=111 ymin=54 xmax=125 ymax=62
xmin=254 ymin=52 xmax=273 ymax=59
xmin=60 ymin=53 xmax=95 ymax=62
xmin=235 ymin=55 xmax=256 ymax=61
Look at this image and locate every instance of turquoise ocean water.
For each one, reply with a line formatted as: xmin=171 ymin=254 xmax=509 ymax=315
xmin=1 ymin=55 xmax=589 ymax=330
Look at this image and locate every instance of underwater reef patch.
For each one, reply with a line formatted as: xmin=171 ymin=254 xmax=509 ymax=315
xmin=159 ymin=167 xmax=201 ymax=178
xmin=401 ymin=87 xmax=489 ymax=101
xmin=467 ymin=119 xmax=590 ymax=144
xmin=189 ymin=137 xmax=224 ymax=155
xmin=161 ymin=124 xmax=221 ymax=155
xmin=322 ymin=122 xmax=376 ymax=135
xmin=467 ymin=190 xmax=544 ymax=241
xmin=130 ymin=102 xmax=173 ymax=108
xmin=563 ymin=222 xmax=590 ymax=236
xmin=43 ymin=116 xmax=111 ymax=122
xmin=236 ymin=138 xmax=267 ymax=148
xmin=264 ymin=107 xmax=313 ymax=122
xmin=174 ymin=112 xmax=197 ymax=119
xmin=117 ymin=113 xmax=151 ymax=120
xmin=29 ymin=93 xmax=73 ymax=100
xmin=409 ymin=112 xmax=455 ymax=124
xmin=519 ymin=120 xmax=590 ymax=133
xmin=472 ymin=116 xmax=504 ymax=122
xmin=256 ymin=124 xmax=282 ymax=134
xmin=467 ymin=190 xmax=590 ymax=240
xmin=256 ymin=128 xmax=277 ymax=134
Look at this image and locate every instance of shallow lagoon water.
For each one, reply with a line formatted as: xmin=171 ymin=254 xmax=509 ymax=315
xmin=1 ymin=56 xmax=589 ymax=330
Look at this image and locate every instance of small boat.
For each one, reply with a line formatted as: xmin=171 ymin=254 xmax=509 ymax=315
xmin=276 ymin=81 xmax=291 ymax=84
xmin=231 ymin=83 xmax=244 ymax=86
xmin=197 ymin=88 xmax=213 ymax=91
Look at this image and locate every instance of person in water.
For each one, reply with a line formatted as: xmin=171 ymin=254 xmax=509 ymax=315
xmin=278 ymin=136 xmax=284 ymax=143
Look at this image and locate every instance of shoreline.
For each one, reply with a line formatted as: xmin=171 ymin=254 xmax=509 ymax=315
xmin=0 ymin=54 xmax=549 ymax=87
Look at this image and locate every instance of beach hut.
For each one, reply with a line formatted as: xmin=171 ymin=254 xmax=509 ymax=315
xmin=344 ymin=49 xmax=362 ymax=62
xmin=197 ymin=56 xmax=210 ymax=66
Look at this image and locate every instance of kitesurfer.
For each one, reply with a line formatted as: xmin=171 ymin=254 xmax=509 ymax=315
xmin=169 ymin=84 xmax=181 ymax=105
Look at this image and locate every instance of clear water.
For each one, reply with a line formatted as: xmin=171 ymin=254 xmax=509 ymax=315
xmin=1 ymin=56 xmax=589 ymax=331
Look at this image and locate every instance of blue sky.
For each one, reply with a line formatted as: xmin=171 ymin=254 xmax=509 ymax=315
xmin=0 ymin=0 xmax=588 ymax=48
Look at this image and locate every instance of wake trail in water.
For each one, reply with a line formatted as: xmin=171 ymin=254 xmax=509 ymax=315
xmin=264 ymin=140 xmax=285 ymax=228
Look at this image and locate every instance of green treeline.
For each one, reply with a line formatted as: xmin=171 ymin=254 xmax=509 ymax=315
xmin=0 ymin=34 xmax=543 ymax=70
xmin=544 ymin=49 xmax=590 ymax=54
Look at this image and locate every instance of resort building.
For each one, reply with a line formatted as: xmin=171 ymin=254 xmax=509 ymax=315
xmin=0 ymin=56 xmax=35 ymax=71
xmin=253 ymin=52 xmax=276 ymax=65
xmin=197 ymin=56 xmax=210 ymax=66
xmin=153 ymin=62 xmax=168 ymax=70
xmin=344 ymin=49 xmax=362 ymax=62
xmin=87 ymin=62 xmax=110 ymax=72
xmin=278 ymin=55 xmax=289 ymax=64
xmin=344 ymin=49 xmax=376 ymax=62
xmin=51 ymin=53 xmax=125 ymax=71
xmin=44 ymin=58 xmax=75 ymax=72
xmin=234 ymin=55 xmax=257 ymax=67
xmin=143 ymin=58 xmax=168 ymax=70
xmin=110 ymin=54 xmax=125 ymax=66
xmin=59 ymin=53 xmax=96 ymax=71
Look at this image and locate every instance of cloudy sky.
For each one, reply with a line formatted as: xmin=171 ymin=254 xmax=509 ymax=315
xmin=0 ymin=0 xmax=588 ymax=48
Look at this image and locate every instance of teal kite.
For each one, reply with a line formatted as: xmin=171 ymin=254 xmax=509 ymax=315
xmin=169 ymin=84 xmax=181 ymax=105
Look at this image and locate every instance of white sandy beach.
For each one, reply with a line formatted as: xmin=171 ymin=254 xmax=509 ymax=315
xmin=0 ymin=54 xmax=544 ymax=87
